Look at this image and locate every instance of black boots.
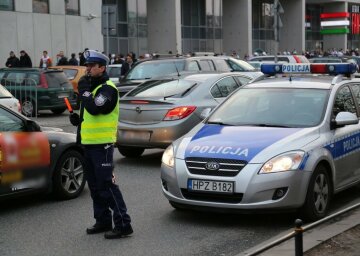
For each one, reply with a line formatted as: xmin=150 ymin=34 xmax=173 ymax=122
xmin=104 ymin=225 xmax=133 ymax=239
xmin=86 ymin=223 xmax=112 ymax=234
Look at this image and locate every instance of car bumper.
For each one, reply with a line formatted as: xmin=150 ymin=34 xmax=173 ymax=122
xmin=161 ymin=158 xmax=312 ymax=211
xmin=117 ymin=117 xmax=201 ymax=149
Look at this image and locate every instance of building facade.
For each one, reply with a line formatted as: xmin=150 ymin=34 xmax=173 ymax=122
xmin=1 ymin=0 xmax=360 ymax=67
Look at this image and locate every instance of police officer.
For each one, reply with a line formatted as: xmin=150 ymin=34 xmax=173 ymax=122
xmin=69 ymin=50 xmax=133 ymax=239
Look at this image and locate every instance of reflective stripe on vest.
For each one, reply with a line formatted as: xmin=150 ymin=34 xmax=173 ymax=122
xmin=81 ymin=80 xmax=119 ymax=144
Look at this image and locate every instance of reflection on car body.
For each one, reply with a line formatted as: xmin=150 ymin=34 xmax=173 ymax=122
xmin=116 ymin=71 xmax=264 ymax=158
xmin=0 ymin=104 xmax=85 ymax=200
xmin=161 ymin=63 xmax=360 ymax=221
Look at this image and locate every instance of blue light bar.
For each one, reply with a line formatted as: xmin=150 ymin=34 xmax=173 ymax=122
xmin=261 ymin=63 xmax=357 ymax=76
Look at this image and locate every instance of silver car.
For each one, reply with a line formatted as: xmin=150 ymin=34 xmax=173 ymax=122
xmin=161 ymin=63 xmax=360 ymax=221
xmin=116 ymin=72 xmax=264 ymax=157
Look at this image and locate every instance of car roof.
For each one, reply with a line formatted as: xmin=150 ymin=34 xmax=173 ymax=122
xmin=244 ymin=75 xmax=337 ymax=89
xmin=180 ymin=71 xmax=263 ymax=82
xmin=108 ymin=64 xmax=122 ymax=67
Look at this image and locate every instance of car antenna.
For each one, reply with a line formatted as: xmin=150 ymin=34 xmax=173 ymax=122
xmin=174 ymin=61 xmax=180 ymax=77
xmin=289 ymin=75 xmax=292 ymax=82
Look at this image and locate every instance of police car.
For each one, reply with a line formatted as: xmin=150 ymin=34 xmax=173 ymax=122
xmin=161 ymin=62 xmax=360 ymax=221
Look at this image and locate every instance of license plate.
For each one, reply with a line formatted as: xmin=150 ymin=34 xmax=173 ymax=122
xmin=120 ymin=130 xmax=151 ymax=142
xmin=188 ymin=179 xmax=234 ymax=194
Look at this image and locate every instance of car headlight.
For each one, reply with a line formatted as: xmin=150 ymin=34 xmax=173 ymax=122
xmin=162 ymin=144 xmax=174 ymax=167
xmin=259 ymin=151 xmax=304 ymax=174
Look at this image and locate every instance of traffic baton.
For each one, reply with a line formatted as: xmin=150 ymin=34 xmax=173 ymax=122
xmin=64 ymin=97 xmax=73 ymax=113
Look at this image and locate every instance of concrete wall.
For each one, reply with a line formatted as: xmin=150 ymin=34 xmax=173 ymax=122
xmin=323 ymin=2 xmax=348 ymax=51
xmin=0 ymin=0 xmax=103 ymax=68
xmin=223 ymin=0 xmax=252 ymax=58
xmin=147 ymin=0 xmax=181 ymax=54
xmin=280 ymin=0 xmax=306 ymax=54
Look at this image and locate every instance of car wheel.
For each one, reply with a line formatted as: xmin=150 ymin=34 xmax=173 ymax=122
xmin=53 ymin=149 xmax=86 ymax=200
xmin=21 ymin=98 xmax=36 ymax=117
xmin=301 ymin=164 xmax=332 ymax=221
xmin=51 ymin=108 xmax=66 ymax=115
xmin=118 ymin=146 xmax=145 ymax=158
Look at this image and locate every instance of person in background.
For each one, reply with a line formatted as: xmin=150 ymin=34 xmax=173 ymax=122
xmin=120 ymin=54 xmax=133 ymax=76
xmin=39 ymin=50 xmax=52 ymax=69
xmin=68 ymin=53 xmax=79 ymax=66
xmin=79 ymin=48 xmax=88 ymax=66
xmin=19 ymin=50 xmax=32 ymax=67
xmin=5 ymin=51 xmax=20 ymax=68
xmin=57 ymin=51 xmax=69 ymax=65
xmin=69 ymin=50 xmax=133 ymax=239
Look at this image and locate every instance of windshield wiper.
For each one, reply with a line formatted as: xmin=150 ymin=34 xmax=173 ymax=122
xmin=180 ymin=83 xmax=197 ymax=97
xmin=248 ymin=123 xmax=291 ymax=128
xmin=163 ymin=94 xmax=178 ymax=100
xmin=207 ymin=121 xmax=234 ymax=126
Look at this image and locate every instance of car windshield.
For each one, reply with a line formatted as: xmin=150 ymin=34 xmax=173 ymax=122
xmin=126 ymin=60 xmax=186 ymax=80
xmin=207 ymin=88 xmax=329 ymax=128
xmin=126 ymin=79 xmax=197 ymax=98
xmin=0 ymin=85 xmax=13 ymax=98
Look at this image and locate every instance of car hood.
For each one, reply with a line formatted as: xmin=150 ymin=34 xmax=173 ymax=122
xmin=176 ymin=124 xmax=319 ymax=163
xmin=41 ymin=126 xmax=64 ymax=132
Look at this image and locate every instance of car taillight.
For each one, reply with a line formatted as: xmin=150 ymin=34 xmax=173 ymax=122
xmin=163 ymin=106 xmax=196 ymax=121
xmin=38 ymin=73 xmax=49 ymax=88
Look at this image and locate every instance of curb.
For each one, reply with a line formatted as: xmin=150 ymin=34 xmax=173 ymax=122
xmin=238 ymin=208 xmax=360 ymax=256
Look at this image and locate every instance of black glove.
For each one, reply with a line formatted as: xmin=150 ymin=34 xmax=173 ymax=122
xmin=69 ymin=112 xmax=80 ymax=126
xmin=78 ymin=75 xmax=91 ymax=95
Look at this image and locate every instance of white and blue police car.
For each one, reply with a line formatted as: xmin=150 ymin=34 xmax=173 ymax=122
xmin=161 ymin=62 xmax=360 ymax=221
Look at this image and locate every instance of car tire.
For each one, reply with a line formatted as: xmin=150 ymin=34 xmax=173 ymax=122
xmin=21 ymin=98 xmax=36 ymax=117
xmin=52 ymin=149 xmax=86 ymax=200
xmin=301 ymin=164 xmax=332 ymax=221
xmin=118 ymin=146 xmax=145 ymax=158
xmin=51 ymin=108 xmax=66 ymax=115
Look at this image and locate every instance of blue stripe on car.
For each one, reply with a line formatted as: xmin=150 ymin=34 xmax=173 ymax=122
xmin=324 ymin=131 xmax=360 ymax=160
xmin=185 ymin=125 xmax=301 ymax=161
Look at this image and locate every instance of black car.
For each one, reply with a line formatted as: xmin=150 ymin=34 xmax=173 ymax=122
xmin=0 ymin=104 xmax=85 ymax=200
xmin=117 ymin=56 xmax=256 ymax=97
xmin=0 ymin=68 xmax=77 ymax=116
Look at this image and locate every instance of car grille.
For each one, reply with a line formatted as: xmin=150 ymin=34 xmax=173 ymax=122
xmin=181 ymin=189 xmax=243 ymax=204
xmin=185 ymin=157 xmax=247 ymax=177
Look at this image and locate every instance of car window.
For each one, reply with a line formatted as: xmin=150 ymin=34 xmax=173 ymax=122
xmin=62 ymin=69 xmax=78 ymax=80
xmin=199 ymin=60 xmax=215 ymax=71
xmin=127 ymin=79 xmax=197 ymax=98
xmin=188 ymin=61 xmax=200 ymax=71
xmin=108 ymin=66 xmax=121 ymax=77
xmin=212 ymin=77 xmax=239 ymax=98
xmin=226 ymin=59 xmax=255 ymax=71
xmin=235 ymin=76 xmax=251 ymax=86
xmin=0 ymin=107 xmax=25 ymax=131
xmin=27 ymin=73 xmax=40 ymax=85
xmin=45 ymin=71 xmax=72 ymax=89
xmin=350 ymin=84 xmax=360 ymax=107
xmin=213 ymin=59 xmax=231 ymax=71
xmin=6 ymin=72 xmax=26 ymax=85
xmin=333 ymin=86 xmax=357 ymax=117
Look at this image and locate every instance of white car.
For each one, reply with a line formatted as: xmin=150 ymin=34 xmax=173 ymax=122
xmin=0 ymin=84 xmax=21 ymax=113
xmin=107 ymin=64 xmax=122 ymax=84
xmin=161 ymin=63 xmax=360 ymax=221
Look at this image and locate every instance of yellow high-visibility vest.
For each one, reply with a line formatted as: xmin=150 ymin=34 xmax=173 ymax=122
xmin=81 ymin=80 xmax=119 ymax=144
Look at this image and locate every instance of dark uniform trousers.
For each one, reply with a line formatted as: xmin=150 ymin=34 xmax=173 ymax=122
xmin=83 ymin=144 xmax=131 ymax=229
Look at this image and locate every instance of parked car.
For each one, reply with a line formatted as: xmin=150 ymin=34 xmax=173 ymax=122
xmin=249 ymin=55 xmax=310 ymax=63
xmin=0 ymin=83 xmax=21 ymax=113
xmin=48 ymin=65 xmax=87 ymax=93
xmin=161 ymin=63 xmax=360 ymax=221
xmin=117 ymin=56 xmax=256 ymax=97
xmin=116 ymin=71 xmax=264 ymax=157
xmin=0 ymin=68 xmax=76 ymax=116
xmin=0 ymin=104 xmax=85 ymax=200
xmin=107 ymin=64 xmax=122 ymax=84
xmin=309 ymin=57 xmax=343 ymax=63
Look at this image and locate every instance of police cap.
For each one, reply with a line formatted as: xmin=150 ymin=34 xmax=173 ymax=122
xmin=84 ymin=50 xmax=109 ymax=66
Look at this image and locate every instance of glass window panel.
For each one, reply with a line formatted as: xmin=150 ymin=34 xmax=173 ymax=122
xmin=137 ymin=0 xmax=147 ymax=24
xmin=182 ymin=27 xmax=191 ymax=38
xmin=199 ymin=0 xmax=206 ymax=26
xmin=109 ymin=38 xmax=119 ymax=55
xmin=192 ymin=27 xmax=200 ymax=39
xmin=103 ymin=0 xmax=116 ymax=4
xmin=182 ymin=39 xmax=192 ymax=54
xmin=118 ymin=0 xmax=127 ymax=22
xmin=0 ymin=0 xmax=14 ymax=11
xmin=215 ymin=28 xmax=222 ymax=39
xmin=138 ymin=24 xmax=147 ymax=38
xmin=138 ymin=38 xmax=147 ymax=56
xmin=206 ymin=28 xmax=214 ymax=39
xmin=127 ymin=0 xmax=137 ymax=23
xmin=119 ymin=39 xmax=129 ymax=55
xmin=200 ymin=27 xmax=206 ymax=39
xmin=33 ymin=0 xmax=49 ymax=13
xmin=191 ymin=0 xmax=199 ymax=26
xmin=200 ymin=40 xmax=206 ymax=52
xmin=118 ymin=23 xmax=128 ymax=37
xmin=129 ymin=38 xmax=138 ymax=55
xmin=128 ymin=23 xmax=137 ymax=37
xmin=182 ymin=0 xmax=191 ymax=26
xmin=206 ymin=39 xmax=214 ymax=52
xmin=65 ymin=0 xmax=79 ymax=15
xmin=191 ymin=39 xmax=200 ymax=52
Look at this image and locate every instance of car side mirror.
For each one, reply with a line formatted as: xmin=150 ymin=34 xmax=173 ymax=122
xmin=332 ymin=111 xmax=359 ymax=129
xmin=25 ymin=119 xmax=41 ymax=132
